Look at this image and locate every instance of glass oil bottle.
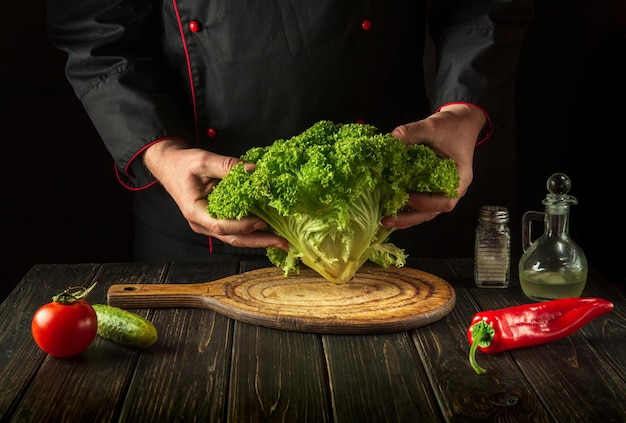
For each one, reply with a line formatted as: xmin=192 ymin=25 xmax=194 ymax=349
xmin=519 ymin=173 xmax=588 ymax=300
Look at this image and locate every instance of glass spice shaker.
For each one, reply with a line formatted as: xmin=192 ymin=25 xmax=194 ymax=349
xmin=474 ymin=205 xmax=511 ymax=288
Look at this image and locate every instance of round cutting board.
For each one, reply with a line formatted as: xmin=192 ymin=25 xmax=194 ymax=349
xmin=107 ymin=264 xmax=456 ymax=334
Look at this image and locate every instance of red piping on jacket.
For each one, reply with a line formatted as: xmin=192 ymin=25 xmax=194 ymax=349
xmin=172 ymin=0 xmax=199 ymax=145
xmin=114 ymin=165 xmax=157 ymax=191
xmin=110 ymin=2 xmax=215 ymax=252
xmin=115 ymin=1 xmax=199 ymax=191
xmin=115 ymin=137 xmax=186 ymax=190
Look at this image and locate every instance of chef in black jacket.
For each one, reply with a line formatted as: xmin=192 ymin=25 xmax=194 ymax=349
xmin=46 ymin=0 xmax=533 ymax=261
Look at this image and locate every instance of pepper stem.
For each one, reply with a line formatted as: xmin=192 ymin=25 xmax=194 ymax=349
xmin=468 ymin=341 xmax=487 ymax=374
xmin=468 ymin=320 xmax=495 ymax=374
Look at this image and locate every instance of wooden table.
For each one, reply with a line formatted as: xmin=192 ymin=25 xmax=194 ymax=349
xmin=1 ymin=258 xmax=625 ymax=422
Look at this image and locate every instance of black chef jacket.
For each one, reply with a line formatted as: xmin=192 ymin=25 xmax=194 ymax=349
xmin=46 ymin=0 xmax=533 ymax=254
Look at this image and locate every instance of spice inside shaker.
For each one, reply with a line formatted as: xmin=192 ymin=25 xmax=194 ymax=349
xmin=474 ymin=206 xmax=511 ymax=288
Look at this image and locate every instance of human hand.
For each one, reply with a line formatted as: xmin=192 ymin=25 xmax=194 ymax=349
xmin=143 ymin=139 xmax=289 ymax=250
xmin=381 ymin=103 xmax=486 ymax=230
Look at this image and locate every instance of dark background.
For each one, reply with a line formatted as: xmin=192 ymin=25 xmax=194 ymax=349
xmin=2 ymin=0 xmax=624 ymax=302
xmin=1 ymin=1 xmax=134 ymax=301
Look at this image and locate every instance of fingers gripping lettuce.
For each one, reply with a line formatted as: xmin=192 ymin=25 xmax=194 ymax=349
xmin=207 ymin=120 xmax=459 ymax=284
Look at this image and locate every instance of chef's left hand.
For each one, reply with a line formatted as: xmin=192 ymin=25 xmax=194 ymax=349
xmin=381 ymin=103 xmax=486 ymax=230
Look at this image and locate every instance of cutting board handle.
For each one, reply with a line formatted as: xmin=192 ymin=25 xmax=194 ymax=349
xmin=107 ymin=279 xmax=227 ymax=309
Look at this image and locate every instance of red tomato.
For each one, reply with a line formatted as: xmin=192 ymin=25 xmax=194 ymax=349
xmin=31 ymin=299 xmax=98 ymax=357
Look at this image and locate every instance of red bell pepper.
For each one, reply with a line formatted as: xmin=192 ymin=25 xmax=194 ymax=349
xmin=467 ymin=297 xmax=613 ymax=374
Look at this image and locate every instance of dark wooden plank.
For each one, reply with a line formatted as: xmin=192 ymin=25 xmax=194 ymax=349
xmin=411 ymin=259 xmax=552 ymax=422
xmin=577 ymin=267 xmax=626 ymax=380
xmin=5 ymin=262 xmax=167 ymax=422
xmin=322 ymin=331 xmax=442 ymax=423
xmin=116 ymin=261 xmax=239 ymax=422
xmin=236 ymin=260 xmax=449 ymax=422
xmin=242 ymin=256 xmax=331 ymax=422
xmin=506 ymin=336 xmax=626 ymax=420
xmin=240 ymin=259 xmax=443 ymax=422
xmin=228 ymin=323 xmax=331 ymax=422
xmin=0 ymin=263 xmax=100 ymax=420
xmin=450 ymin=259 xmax=626 ymax=422
xmin=117 ymin=308 xmax=234 ymax=421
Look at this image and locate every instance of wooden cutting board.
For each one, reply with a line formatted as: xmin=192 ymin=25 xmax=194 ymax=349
xmin=107 ymin=264 xmax=455 ymax=334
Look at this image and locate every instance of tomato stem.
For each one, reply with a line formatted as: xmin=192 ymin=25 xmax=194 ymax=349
xmin=52 ymin=282 xmax=97 ymax=304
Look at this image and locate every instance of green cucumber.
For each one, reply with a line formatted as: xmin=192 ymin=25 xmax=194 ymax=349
xmin=92 ymin=304 xmax=158 ymax=348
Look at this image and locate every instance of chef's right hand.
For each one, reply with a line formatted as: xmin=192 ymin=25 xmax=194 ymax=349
xmin=142 ymin=139 xmax=289 ymax=250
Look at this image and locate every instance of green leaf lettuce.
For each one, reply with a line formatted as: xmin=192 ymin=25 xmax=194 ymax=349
xmin=207 ymin=120 xmax=459 ymax=283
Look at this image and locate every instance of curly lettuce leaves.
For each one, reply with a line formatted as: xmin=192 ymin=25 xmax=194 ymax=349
xmin=207 ymin=120 xmax=459 ymax=284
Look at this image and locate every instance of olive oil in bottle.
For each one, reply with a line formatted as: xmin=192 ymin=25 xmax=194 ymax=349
xmin=519 ymin=173 xmax=588 ymax=301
